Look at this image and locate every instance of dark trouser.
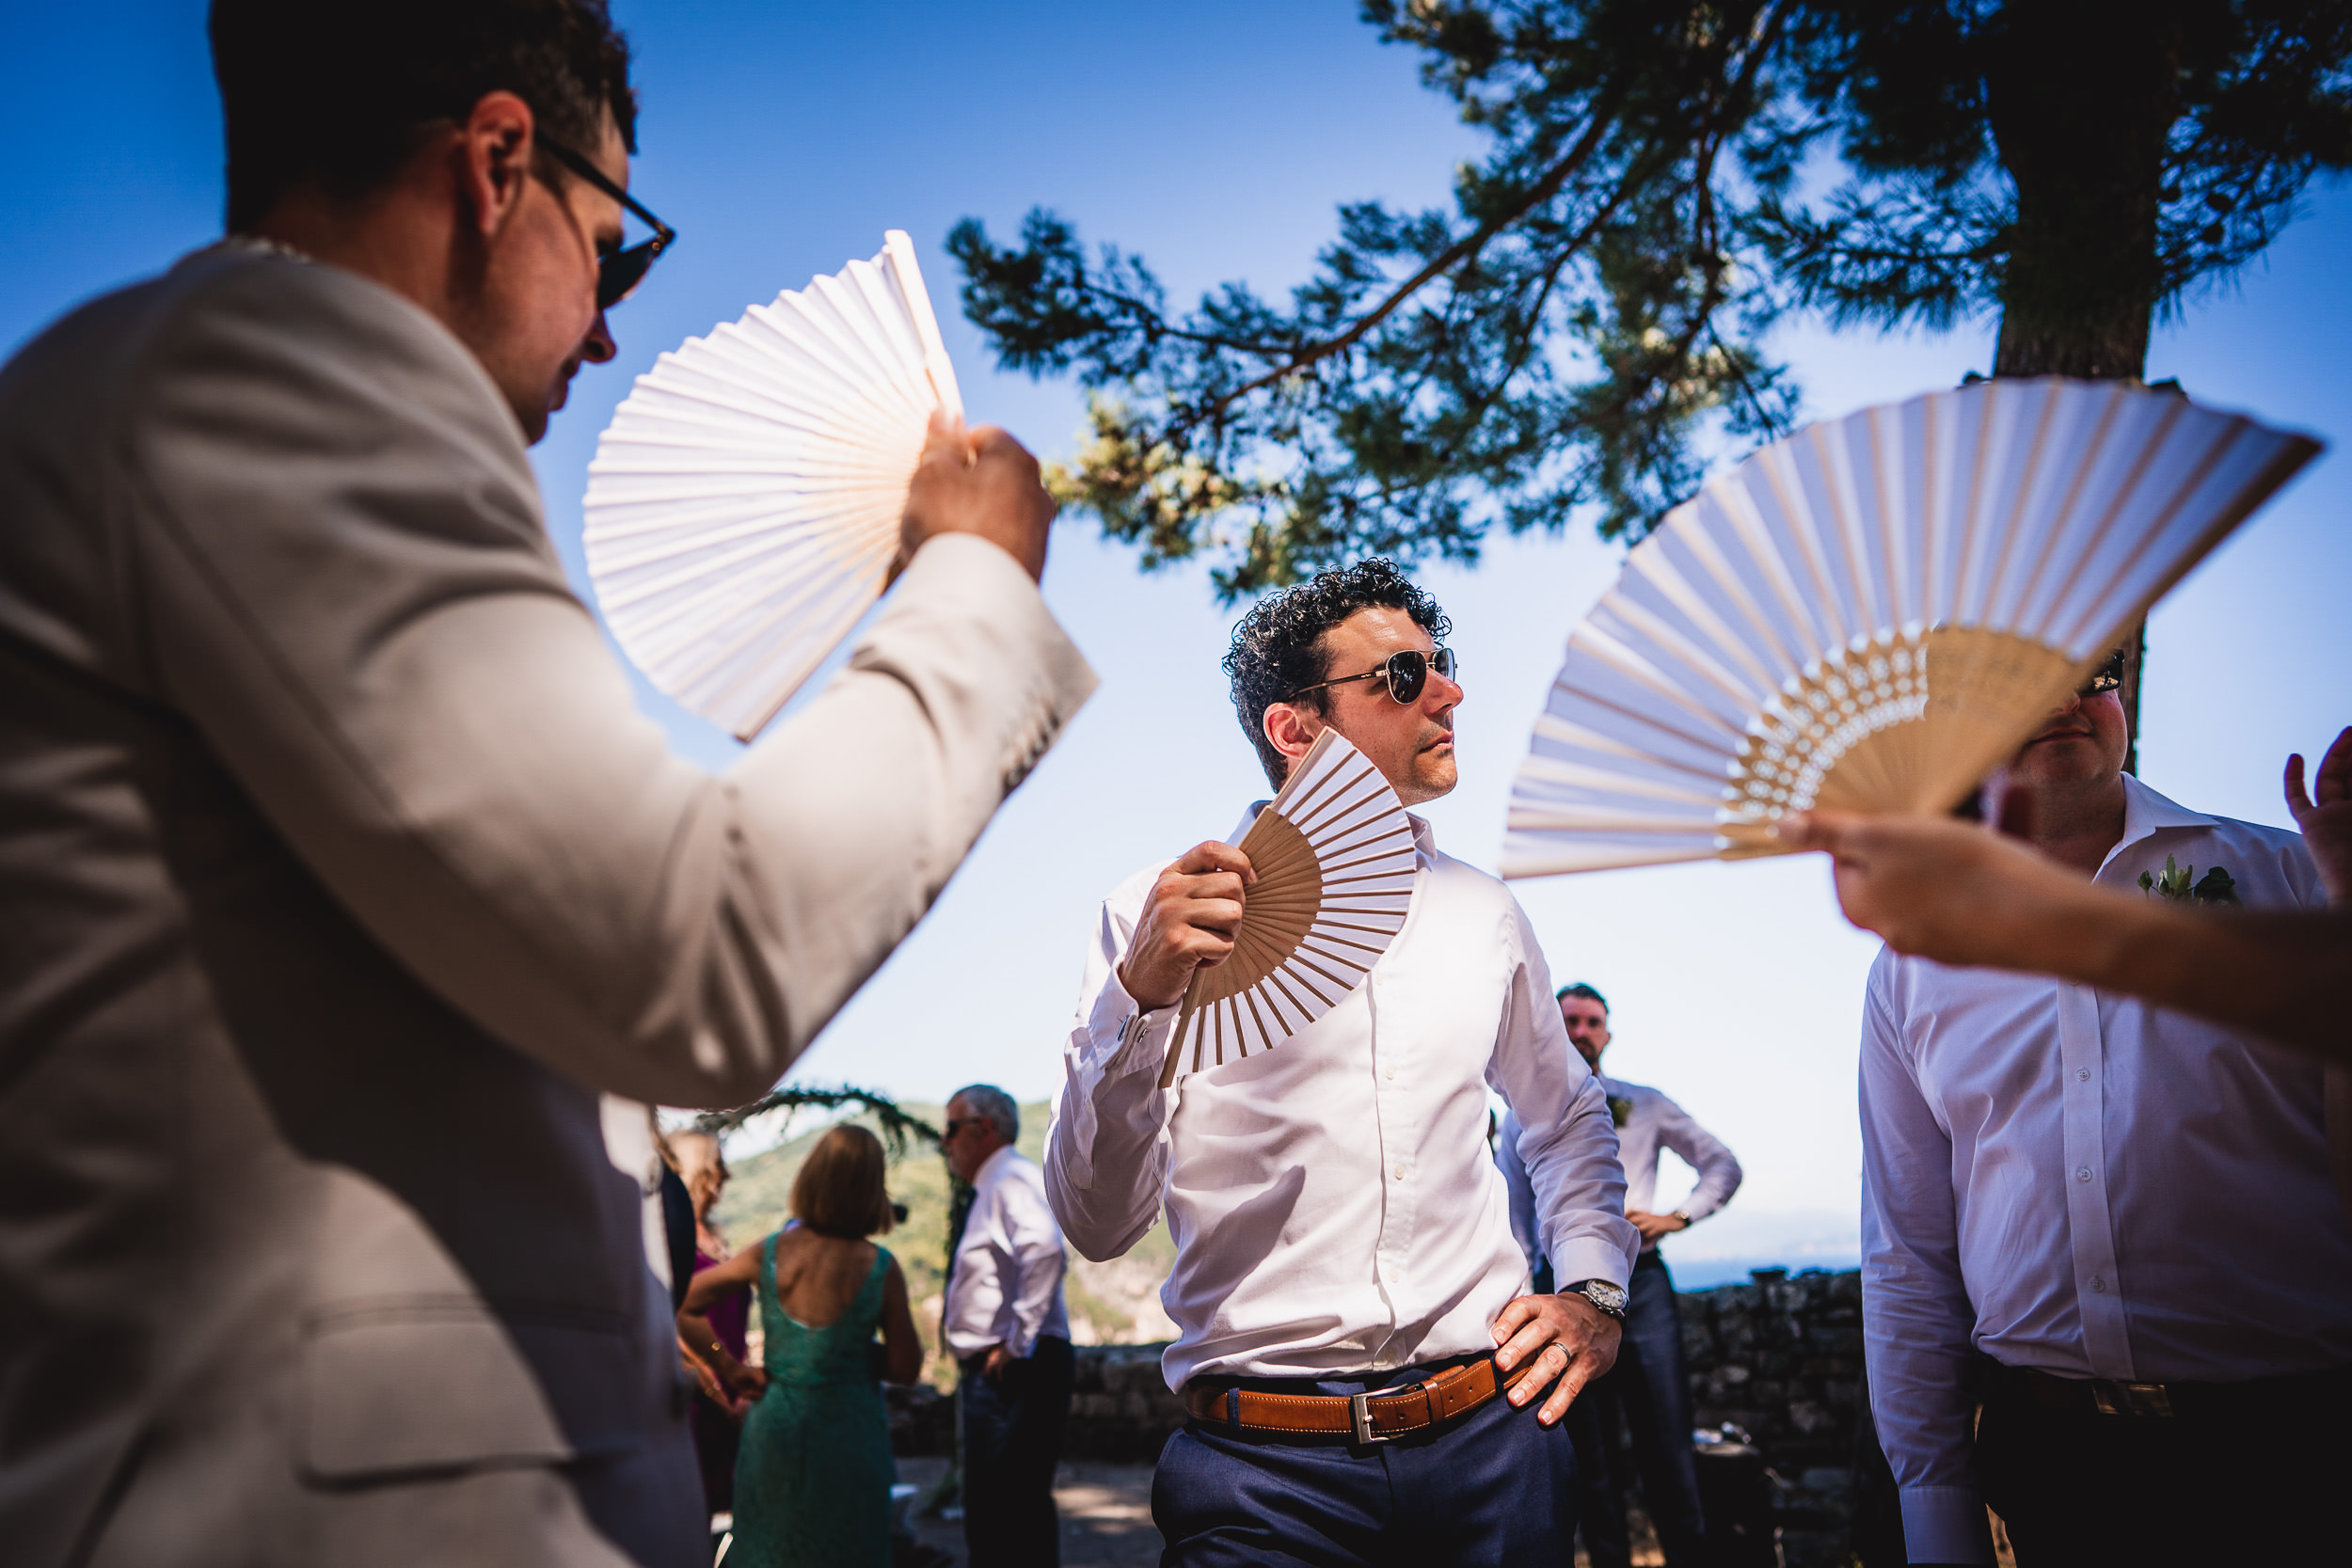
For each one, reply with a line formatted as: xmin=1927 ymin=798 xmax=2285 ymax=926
xmin=1570 ymin=1250 xmax=1706 ymax=1568
xmin=1562 ymin=1393 xmax=1630 ymax=1568
xmin=1153 ymin=1354 xmax=1579 ymax=1566
xmin=961 ymin=1335 xmax=1074 ymax=1568
xmin=1975 ymin=1357 xmax=2352 ymax=1568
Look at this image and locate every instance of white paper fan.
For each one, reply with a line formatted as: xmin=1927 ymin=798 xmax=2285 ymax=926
xmin=582 ymin=230 xmax=964 ymax=740
xmin=1502 ymin=377 xmax=2320 ymax=878
xmin=1158 ymin=730 xmax=1421 ymax=1087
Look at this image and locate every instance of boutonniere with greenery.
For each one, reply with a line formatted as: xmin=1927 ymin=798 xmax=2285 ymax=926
xmin=2137 ymin=853 xmax=2240 ymax=907
xmin=1607 ymin=1095 xmax=1634 ymax=1129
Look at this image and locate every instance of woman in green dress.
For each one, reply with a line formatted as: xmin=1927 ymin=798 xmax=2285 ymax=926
xmin=680 ymin=1124 xmax=923 ymax=1567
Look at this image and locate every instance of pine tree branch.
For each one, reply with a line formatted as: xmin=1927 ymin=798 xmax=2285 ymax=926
xmin=694 ymin=1084 xmax=943 ymax=1156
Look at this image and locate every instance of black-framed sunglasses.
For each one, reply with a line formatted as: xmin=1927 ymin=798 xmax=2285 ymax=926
xmin=540 ymin=137 xmax=675 ymax=309
xmin=2076 ymin=650 xmax=2125 ymax=699
xmin=940 ymin=1117 xmax=981 ymax=1139
xmin=1288 ymin=647 xmax=1459 ymax=705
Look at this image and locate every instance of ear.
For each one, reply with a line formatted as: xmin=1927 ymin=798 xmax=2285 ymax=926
xmin=453 ymin=90 xmax=538 ymax=239
xmin=1262 ymin=702 xmax=1324 ymax=777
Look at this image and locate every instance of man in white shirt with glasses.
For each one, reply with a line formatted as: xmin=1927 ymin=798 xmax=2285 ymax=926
xmin=1043 ymin=559 xmax=1637 ymax=1565
xmin=1857 ymin=652 xmax=2352 ymax=1566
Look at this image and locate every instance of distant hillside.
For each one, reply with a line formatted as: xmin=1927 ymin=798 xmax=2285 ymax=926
xmin=707 ymin=1101 xmax=1174 ymax=1389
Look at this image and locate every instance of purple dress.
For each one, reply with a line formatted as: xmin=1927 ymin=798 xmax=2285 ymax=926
xmin=692 ymin=1245 xmax=751 ymax=1513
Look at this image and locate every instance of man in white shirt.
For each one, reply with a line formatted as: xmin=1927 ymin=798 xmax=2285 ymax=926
xmin=1858 ymin=659 xmax=2352 ymax=1566
xmin=942 ymin=1085 xmax=1073 ymax=1568
xmin=1497 ymin=982 xmax=1741 ymax=1568
xmin=1043 ymin=560 xmax=1637 ymax=1565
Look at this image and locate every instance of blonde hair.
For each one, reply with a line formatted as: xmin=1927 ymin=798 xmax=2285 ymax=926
xmin=790 ymin=1124 xmax=895 ymax=1239
xmin=669 ymin=1130 xmax=728 ymax=1218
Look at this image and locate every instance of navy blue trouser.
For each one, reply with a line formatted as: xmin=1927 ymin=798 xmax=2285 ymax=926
xmin=961 ymin=1335 xmax=1074 ymax=1568
xmin=1567 ymin=1251 xmax=1706 ymax=1568
xmin=1153 ymin=1355 xmax=1579 ymax=1566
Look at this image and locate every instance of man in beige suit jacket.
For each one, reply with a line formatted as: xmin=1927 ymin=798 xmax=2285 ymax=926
xmin=0 ymin=4 xmax=1094 ymax=1565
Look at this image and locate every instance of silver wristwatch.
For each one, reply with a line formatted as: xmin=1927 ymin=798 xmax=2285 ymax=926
xmin=1563 ymin=1278 xmax=1628 ymax=1322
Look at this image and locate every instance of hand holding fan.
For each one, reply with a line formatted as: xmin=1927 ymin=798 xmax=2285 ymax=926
xmin=583 ymin=231 xmax=963 ymax=741
xmin=1503 ymin=377 xmax=2319 ymax=877
xmin=1159 ymin=731 xmax=1421 ymax=1087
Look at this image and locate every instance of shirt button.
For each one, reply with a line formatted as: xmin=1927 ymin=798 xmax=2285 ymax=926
xmin=2090 ymin=1275 xmax=2106 ymax=1292
xmin=1383 ymin=1064 xmax=1397 ymax=1081
xmin=2076 ymin=1166 xmax=2093 ymax=1182
xmin=2077 ymin=1068 xmax=2091 ymax=1082
xmin=1392 ymin=1162 xmax=1406 ymax=1180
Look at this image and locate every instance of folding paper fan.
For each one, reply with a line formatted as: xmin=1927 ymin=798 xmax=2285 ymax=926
xmin=1158 ymin=731 xmax=1421 ymax=1087
xmin=582 ymin=230 xmax=964 ymax=740
xmin=1502 ymin=377 xmax=2320 ymax=877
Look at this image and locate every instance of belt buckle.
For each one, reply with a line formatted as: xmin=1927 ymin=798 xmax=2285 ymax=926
xmin=2091 ymin=1381 xmax=2175 ymax=1418
xmin=1349 ymin=1389 xmax=1391 ymax=1445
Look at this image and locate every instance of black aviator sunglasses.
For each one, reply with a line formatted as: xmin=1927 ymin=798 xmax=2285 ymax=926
xmin=540 ymin=138 xmax=675 ymax=310
xmin=1288 ymin=647 xmax=1459 ymax=705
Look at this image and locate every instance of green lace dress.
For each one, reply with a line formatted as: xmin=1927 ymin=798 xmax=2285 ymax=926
xmin=729 ymin=1237 xmax=896 ymax=1567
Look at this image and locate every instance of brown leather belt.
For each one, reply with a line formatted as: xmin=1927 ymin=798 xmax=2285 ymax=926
xmin=1183 ymin=1357 xmax=1503 ymax=1445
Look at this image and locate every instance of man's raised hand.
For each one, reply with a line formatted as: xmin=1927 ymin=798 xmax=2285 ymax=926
xmin=1490 ymin=1291 xmax=1620 ymax=1427
xmin=901 ymin=413 xmax=1056 ymax=581
xmin=2286 ymin=726 xmax=2352 ymax=906
xmin=1117 ymin=842 xmax=1257 ymax=1010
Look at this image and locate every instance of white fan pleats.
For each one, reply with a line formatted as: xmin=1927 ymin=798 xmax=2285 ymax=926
xmin=1503 ymin=377 xmax=2319 ymax=878
xmin=1160 ymin=731 xmax=1421 ymax=1086
xmin=584 ymin=231 xmax=964 ymax=740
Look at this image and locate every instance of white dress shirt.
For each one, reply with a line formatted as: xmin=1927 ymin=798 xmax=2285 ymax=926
xmin=944 ymin=1145 xmax=1071 ymax=1359
xmin=1499 ymin=1076 xmax=1741 ymax=1266
xmin=1859 ymin=775 xmax=2352 ymax=1564
xmin=1044 ymin=808 xmax=1637 ymax=1392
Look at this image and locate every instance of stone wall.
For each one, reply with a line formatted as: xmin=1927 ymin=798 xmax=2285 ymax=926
xmin=890 ymin=1269 xmax=1888 ymax=1564
xmin=1677 ymin=1267 xmax=1883 ymax=1567
xmin=886 ymin=1342 xmax=1186 ymax=1463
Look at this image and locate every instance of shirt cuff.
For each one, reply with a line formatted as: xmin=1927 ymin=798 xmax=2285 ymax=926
xmin=1082 ymin=967 xmax=1180 ymax=1083
xmin=1900 ymin=1484 xmax=1994 ymax=1565
xmin=1550 ymin=1238 xmax=1633 ymax=1292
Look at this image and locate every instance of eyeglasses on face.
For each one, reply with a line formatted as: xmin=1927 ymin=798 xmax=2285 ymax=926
xmin=1287 ymin=647 xmax=1459 ymax=706
xmin=2076 ymin=652 xmax=2126 ymax=699
xmin=539 ymin=137 xmax=675 ymax=309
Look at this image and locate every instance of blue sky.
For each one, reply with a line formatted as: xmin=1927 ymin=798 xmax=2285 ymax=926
xmin=10 ymin=2 xmax=2348 ymax=1269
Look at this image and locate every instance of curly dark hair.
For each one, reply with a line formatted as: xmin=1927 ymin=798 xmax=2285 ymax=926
xmin=212 ymin=0 xmax=638 ymax=232
xmin=1223 ymin=559 xmax=1450 ymax=788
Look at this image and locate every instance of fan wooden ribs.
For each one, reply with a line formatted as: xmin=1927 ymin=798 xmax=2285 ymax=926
xmin=1159 ymin=732 xmax=1420 ymax=1087
xmin=1503 ymin=377 xmax=2319 ymax=878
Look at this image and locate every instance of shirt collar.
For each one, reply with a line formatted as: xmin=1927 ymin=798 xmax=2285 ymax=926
xmin=972 ymin=1143 xmax=1015 ymax=1190
xmin=2099 ymin=773 xmax=2221 ymax=874
xmin=1234 ymin=802 xmax=1438 ymax=869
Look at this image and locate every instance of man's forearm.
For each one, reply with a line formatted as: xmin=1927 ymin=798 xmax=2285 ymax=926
xmin=1994 ymin=885 xmax=2352 ymax=1060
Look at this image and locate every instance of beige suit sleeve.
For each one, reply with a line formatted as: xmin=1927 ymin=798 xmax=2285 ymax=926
xmin=121 ymin=257 xmax=1095 ymax=1107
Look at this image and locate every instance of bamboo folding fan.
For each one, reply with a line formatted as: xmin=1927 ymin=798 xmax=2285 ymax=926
xmin=1159 ymin=731 xmax=1421 ymax=1087
xmin=1502 ymin=377 xmax=2320 ymax=877
xmin=582 ymin=230 xmax=964 ymax=740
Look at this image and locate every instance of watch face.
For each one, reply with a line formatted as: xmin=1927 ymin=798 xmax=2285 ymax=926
xmin=1575 ymin=1280 xmax=1628 ymax=1313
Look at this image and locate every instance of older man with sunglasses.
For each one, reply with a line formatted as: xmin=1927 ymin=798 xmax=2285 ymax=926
xmin=0 ymin=5 xmax=1092 ymax=1566
xmin=1852 ymin=651 xmax=2352 ymax=1567
xmin=1043 ymin=559 xmax=1636 ymax=1566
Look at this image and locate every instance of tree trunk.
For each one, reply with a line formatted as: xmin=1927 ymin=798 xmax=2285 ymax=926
xmin=1984 ymin=0 xmax=2185 ymax=768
